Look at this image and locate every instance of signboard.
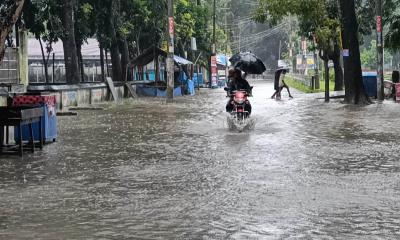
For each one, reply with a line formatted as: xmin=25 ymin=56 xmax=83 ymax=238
xmin=211 ymin=66 xmax=217 ymax=74
xmin=168 ymin=17 xmax=175 ymax=53
xmin=307 ymin=58 xmax=315 ymax=66
xmin=162 ymin=41 xmax=168 ymax=52
xmin=343 ymin=49 xmax=349 ymax=57
xmin=211 ymin=56 xmax=217 ymax=67
xmin=218 ymin=70 xmax=225 ymax=75
xmin=301 ymin=40 xmax=307 ymax=51
xmin=396 ymin=83 xmax=400 ymax=102
xmin=376 ymin=16 xmax=382 ymax=33
xmin=191 ymin=37 xmax=197 ymax=51
xmin=169 ymin=17 xmax=174 ymax=35
xmin=296 ymin=56 xmax=302 ymax=66
xmin=211 ymin=56 xmax=218 ymax=88
xmin=328 ymin=60 xmax=334 ymax=68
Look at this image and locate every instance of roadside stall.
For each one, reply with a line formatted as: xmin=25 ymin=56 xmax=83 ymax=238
xmin=132 ymin=47 xmax=194 ymax=97
xmin=13 ymin=93 xmax=58 ymax=143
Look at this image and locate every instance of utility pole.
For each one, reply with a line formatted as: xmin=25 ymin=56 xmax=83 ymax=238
xmin=210 ymin=0 xmax=217 ymax=88
xmin=212 ymin=0 xmax=216 ymax=54
xmin=376 ymin=0 xmax=384 ymax=100
xmin=312 ymin=34 xmax=320 ymax=89
xmin=225 ymin=13 xmax=229 ymax=80
xmin=166 ymin=0 xmax=174 ymax=102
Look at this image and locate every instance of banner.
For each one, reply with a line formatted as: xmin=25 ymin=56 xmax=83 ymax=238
xmin=211 ymin=56 xmax=218 ymax=88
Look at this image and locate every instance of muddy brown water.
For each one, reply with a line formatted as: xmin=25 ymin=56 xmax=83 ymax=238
xmin=1 ymin=79 xmax=400 ymax=239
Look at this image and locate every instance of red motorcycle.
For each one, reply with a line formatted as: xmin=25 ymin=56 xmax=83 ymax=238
xmin=225 ymin=88 xmax=252 ymax=128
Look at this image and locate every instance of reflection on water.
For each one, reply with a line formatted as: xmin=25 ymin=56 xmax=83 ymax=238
xmin=1 ymin=80 xmax=400 ymax=239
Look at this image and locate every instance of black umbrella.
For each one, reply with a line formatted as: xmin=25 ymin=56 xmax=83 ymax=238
xmin=229 ymin=52 xmax=266 ymax=74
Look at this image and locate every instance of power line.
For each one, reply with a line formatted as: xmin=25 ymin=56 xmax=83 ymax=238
xmin=230 ymin=26 xmax=285 ymax=52
xmin=229 ymin=23 xmax=287 ymax=45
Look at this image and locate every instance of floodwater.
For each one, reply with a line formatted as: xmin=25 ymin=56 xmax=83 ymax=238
xmin=1 ymin=79 xmax=400 ymax=239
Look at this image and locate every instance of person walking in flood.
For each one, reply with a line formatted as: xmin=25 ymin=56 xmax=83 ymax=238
xmin=271 ymin=67 xmax=293 ymax=99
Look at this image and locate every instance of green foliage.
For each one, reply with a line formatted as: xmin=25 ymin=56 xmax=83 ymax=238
xmin=255 ymin=0 xmax=340 ymax=54
xmin=21 ymin=0 xmax=222 ymax=67
xmin=360 ymin=39 xmax=393 ymax=69
xmin=175 ymin=0 xmax=195 ymax=47
xmin=285 ymin=76 xmax=336 ymax=93
xmin=75 ymin=0 xmax=95 ymax=45
xmin=385 ymin=4 xmax=400 ymax=50
xmin=360 ymin=40 xmax=376 ymax=69
xmin=23 ymin=0 xmax=63 ymax=43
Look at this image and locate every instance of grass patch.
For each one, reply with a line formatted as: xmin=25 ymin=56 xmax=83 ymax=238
xmin=285 ymin=77 xmax=336 ymax=93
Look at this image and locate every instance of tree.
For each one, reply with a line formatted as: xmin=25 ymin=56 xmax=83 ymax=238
xmin=360 ymin=39 xmax=393 ymax=69
xmin=175 ymin=0 xmax=196 ymax=57
xmin=254 ymin=0 xmax=344 ymax=91
xmin=75 ymin=0 xmax=96 ymax=82
xmin=60 ymin=0 xmax=81 ymax=84
xmin=339 ymin=0 xmax=370 ymax=104
xmin=385 ymin=0 xmax=400 ymax=51
xmin=23 ymin=0 xmax=63 ymax=83
xmin=0 ymin=0 xmax=25 ymax=63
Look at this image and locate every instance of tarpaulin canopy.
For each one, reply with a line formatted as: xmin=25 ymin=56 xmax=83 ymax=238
xmin=131 ymin=47 xmax=166 ymax=66
xmin=174 ymin=55 xmax=193 ymax=65
xmin=217 ymin=55 xmax=229 ymax=66
xmin=132 ymin=46 xmax=193 ymax=66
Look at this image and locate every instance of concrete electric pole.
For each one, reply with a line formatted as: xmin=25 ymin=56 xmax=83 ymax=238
xmin=212 ymin=0 xmax=216 ymax=55
xmin=376 ymin=0 xmax=384 ymax=101
xmin=167 ymin=0 xmax=175 ymax=102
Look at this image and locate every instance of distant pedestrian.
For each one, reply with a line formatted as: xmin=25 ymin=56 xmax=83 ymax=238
xmin=271 ymin=68 xmax=293 ymax=99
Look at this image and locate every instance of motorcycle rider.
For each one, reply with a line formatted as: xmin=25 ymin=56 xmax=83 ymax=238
xmin=225 ymin=68 xmax=252 ymax=115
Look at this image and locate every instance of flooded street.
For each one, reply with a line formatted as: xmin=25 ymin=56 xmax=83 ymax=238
xmin=1 ymin=79 xmax=400 ymax=239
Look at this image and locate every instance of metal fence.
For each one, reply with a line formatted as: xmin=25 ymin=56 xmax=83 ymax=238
xmin=288 ymin=74 xmax=313 ymax=87
xmin=0 ymin=48 xmax=19 ymax=84
xmin=29 ymin=62 xmax=107 ymax=83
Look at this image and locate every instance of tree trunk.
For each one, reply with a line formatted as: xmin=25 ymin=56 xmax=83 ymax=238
xmin=332 ymin=42 xmax=344 ymax=91
xmin=100 ymin=44 xmax=105 ymax=81
xmin=119 ymin=37 xmax=130 ymax=82
xmin=0 ymin=0 xmax=25 ymax=63
xmin=61 ymin=0 xmax=80 ymax=84
xmin=339 ymin=0 xmax=370 ymax=104
xmin=324 ymin=59 xmax=330 ymax=102
xmin=320 ymin=50 xmax=330 ymax=102
xmin=105 ymin=49 xmax=110 ymax=77
xmin=108 ymin=1 xmax=123 ymax=82
xmin=39 ymin=38 xmax=49 ymax=83
xmin=155 ymin=55 xmax=160 ymax=82
xmin=77 ymin=44 xmax=85 ymax=82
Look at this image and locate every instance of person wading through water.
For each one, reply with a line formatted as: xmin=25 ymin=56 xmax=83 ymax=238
xmin=271 ymin=67 xmax=293 ymax=99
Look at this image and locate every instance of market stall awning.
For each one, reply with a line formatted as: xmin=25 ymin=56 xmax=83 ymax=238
xmin=132 ymin=46 xmax=193 ymax=66
xmin=174 ymin=55 xmax=193 ymax=65
xmin=131 ymin=47 xmax=167 ymax=66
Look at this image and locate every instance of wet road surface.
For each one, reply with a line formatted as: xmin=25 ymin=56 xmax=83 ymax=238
xmin=1 ymin=79 xmax=400 ymax=239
